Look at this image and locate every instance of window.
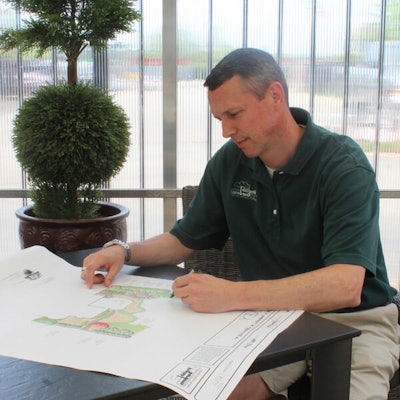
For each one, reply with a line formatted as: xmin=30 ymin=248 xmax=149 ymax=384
xmin=1 ymin=0 xmax=399 ymax=287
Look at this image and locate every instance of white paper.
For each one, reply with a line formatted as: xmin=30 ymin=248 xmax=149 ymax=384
xmin=0 ymin=246 xmax=302 ymax=400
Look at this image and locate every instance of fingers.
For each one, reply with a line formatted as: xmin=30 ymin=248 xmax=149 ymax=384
xmin=102 ymin=267 xmax=119 ymax=287
xmin=171 ymin=273 xmax=195 ymax=297
xmin=81 ymin=262 xmax=100 ymax=289
xmin=81 ymin=248 xmax=124 ymax=289
xmin=172 ymin=273 xmax=208 ymax=301
xmin=81 ymin=267 xmax=105 ymax=288
xmin=172 ymin=274 xmax=234 ymax=313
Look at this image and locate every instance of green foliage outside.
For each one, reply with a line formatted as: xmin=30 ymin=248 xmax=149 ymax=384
xmin=358 ymin=140 xmax=400 ymax=154
xmin=357 ymin=0 xmax=400 ymax=42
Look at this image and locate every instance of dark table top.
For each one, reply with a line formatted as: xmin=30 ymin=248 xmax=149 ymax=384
xmin=0 ymin=248 xmax=361 ymax=400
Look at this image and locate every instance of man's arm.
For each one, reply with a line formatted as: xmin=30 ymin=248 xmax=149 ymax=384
xmin=172 ymin=263 xmax=365 ymax=313
xmin=81 ymin=232 xmax=194 ymax=288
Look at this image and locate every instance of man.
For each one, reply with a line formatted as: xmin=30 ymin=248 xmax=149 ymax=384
xmin=81 ymin=48 xmax=398 ymax=400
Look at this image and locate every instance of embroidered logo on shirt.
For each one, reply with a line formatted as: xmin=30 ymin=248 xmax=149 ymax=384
xmin=230 ymin=181 xmax=257 ymax=202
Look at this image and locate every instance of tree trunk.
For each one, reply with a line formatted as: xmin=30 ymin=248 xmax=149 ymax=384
xmin=67 ymin=60 xmax=78 ymax=86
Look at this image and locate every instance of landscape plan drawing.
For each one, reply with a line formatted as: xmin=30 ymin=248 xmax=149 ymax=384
xmin=0 ymin=246 xmax=302 ymax=400
xmin=35 ymin=284 xmax=172 ymax=338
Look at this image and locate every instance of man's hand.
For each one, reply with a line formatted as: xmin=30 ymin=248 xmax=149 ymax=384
xmin=172 ymin=272 xmax=238 ymax=313
xmin=81 ymin=246 xmax=126 ymax=289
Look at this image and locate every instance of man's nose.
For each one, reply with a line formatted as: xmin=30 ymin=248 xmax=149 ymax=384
xmin=222 ymin=120 xmax=235 ymax=138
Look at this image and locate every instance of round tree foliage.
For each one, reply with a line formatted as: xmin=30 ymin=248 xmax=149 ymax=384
xmin=13 ymin=82 xmax=130 ymax=185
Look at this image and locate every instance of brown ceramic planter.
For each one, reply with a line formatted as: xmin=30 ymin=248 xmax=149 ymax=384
xmin=16 ymin=202 xmax=129 ymax=254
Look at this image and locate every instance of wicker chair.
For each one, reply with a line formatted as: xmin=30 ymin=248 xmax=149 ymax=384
xmin=182 ymin=185 xmax=241 ymax=281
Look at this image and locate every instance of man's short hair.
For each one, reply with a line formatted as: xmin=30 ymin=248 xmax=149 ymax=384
xmin=204 ymin=48 xmax=289 ymax=103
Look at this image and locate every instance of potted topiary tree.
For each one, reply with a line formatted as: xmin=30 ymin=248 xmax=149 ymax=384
xmin=0 ymin=0 xmax=141 ymax=253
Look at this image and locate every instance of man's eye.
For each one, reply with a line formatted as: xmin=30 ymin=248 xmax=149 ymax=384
xmin=227 ymin=111 xmax=239 ymax=118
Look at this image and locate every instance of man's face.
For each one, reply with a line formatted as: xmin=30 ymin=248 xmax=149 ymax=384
xmin=208 ymin=75 xmax=281 ymax=161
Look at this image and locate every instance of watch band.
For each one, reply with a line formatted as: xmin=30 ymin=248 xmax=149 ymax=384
xmin=103 ymin=239 xmax=131 ymax=263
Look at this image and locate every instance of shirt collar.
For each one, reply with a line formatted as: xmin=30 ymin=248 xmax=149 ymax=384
xmin=281 ymin=108 xmax=320 ymax=176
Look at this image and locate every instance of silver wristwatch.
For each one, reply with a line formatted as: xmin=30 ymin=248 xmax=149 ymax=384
xmin=103 ymin=239 xmax=131 ymax=263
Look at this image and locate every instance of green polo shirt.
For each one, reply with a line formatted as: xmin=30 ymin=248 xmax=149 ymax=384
xmin=170 ymin=108 xmax=395 ymax=312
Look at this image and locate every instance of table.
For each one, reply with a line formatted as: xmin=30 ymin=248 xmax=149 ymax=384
xmin=0 ymin=249 xmax=361 ymax=400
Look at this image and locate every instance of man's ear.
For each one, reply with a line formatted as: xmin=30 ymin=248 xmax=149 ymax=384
xmin=269 ymin=81 xmax=285 ymax=104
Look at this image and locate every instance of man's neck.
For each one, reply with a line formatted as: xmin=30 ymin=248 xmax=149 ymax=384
xmin=262 ymin=123 xmax=305 ymax=170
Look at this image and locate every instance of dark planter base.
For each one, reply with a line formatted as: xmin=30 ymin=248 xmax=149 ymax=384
xmin=16 ymin=202 xmax=129 ymax=254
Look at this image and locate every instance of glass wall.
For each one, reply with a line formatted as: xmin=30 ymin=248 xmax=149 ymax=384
xmin=1 ymin=0 xmax=399 ymax=287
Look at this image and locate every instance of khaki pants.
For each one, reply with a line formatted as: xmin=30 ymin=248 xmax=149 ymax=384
xmin=260 ymin=304 xmax=399 ymax=400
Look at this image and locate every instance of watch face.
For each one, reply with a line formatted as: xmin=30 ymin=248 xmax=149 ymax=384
xmin=118 ymin=240 xmax=128 ymax=250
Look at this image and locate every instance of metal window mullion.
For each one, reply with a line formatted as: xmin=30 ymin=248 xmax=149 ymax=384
xmin=52 ymin=48 xmax=58 ymax=84
xmin=95 ymin=47 xmax=111 ymax=201
xmin=277 ymin=0 xmax=284 ymax=65
xmin=342 ymin=0 xmax=352 ymax=136
xmin=309 ymin=0 xmax=317 ymax=115
xmin=242 ymin=0 xmax=248 ymax=48
xmin=93 ymin=47 xmax=108 ymax=91
xmin=374 ymin=0 xmax=387 ymax=177
xmin=207 ymin=0 xmax=213 ymax=160
xmin=15 ymin=5 xmax=23 ymax=105
xmin=15 ymin=5 xmax=28 ymax=205
xmin=1 ymin=189 xmax=399 ymax=199
xmin=139 ymin=0 xmax=145 ymax=239
xmin=162 ymin=0 xmax=177 ymax=230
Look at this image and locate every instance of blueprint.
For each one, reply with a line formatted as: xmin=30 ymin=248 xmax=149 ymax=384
xmin=0 ymin=246 xmax=302 ymax=400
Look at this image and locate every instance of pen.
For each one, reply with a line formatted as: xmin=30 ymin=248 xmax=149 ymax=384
xmin=170 ymin=267 xmax=198 ymax=298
